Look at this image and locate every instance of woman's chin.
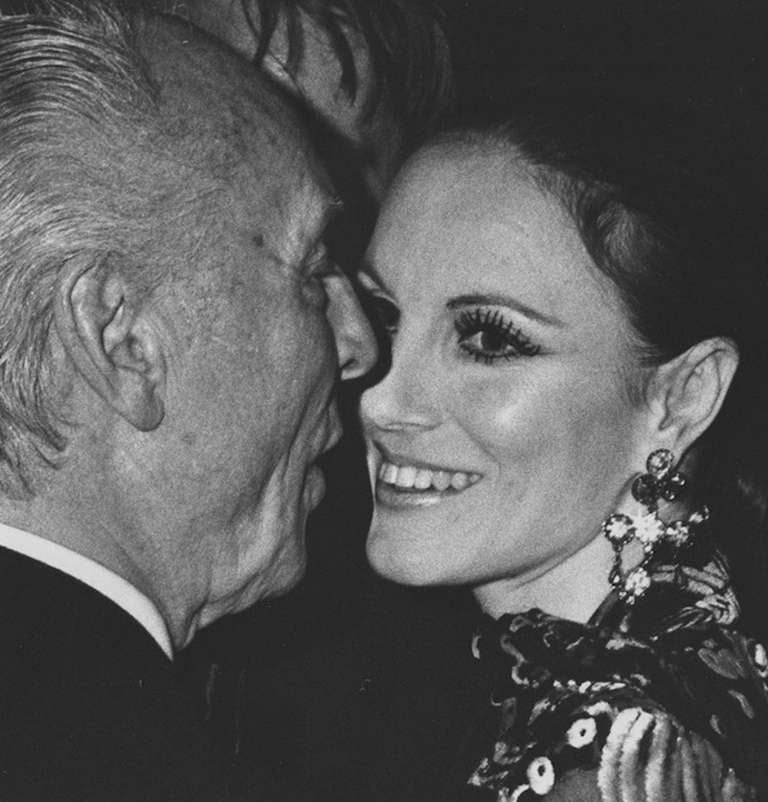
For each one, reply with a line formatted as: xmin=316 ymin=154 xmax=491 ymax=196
xmin=365 ymin=531 xmax=462 ymax=587
xmin=365 ymin=542 xmax=410 ymax=584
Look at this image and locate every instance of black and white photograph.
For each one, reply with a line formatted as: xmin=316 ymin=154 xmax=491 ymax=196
xmin=0 ymin=1 xmax=766 ymax=799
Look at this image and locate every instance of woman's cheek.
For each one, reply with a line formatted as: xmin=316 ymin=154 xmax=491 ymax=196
xmin=451 ymin=370 xmax=545 ymax=449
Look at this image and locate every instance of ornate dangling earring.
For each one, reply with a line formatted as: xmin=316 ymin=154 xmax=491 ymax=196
xmin=601 ymin=448 xmax=709 ymax=604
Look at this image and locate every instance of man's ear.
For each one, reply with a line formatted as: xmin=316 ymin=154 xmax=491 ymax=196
xmin=647 ymin=337 xmax=739 ymax=456
xmin=54 ymin=252 xmax=165 ymax=431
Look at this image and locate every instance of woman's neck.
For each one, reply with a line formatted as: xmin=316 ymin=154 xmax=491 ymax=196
xmin=472 ymin=532 xmax=645 ymax=623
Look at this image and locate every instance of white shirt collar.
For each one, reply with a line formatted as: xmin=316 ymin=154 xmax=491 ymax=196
xmin=0 ymin=522 xmax=173 ymax=660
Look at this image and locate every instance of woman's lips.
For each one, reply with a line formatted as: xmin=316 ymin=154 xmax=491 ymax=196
xmin=375 ymin=459 xmax=482 ymax=508
xmin=379 ymin=460 xmax=481 ymax=491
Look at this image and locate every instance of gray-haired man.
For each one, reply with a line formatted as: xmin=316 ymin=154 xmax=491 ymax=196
xmin=0 ymin=2 xmax=375 ymax=799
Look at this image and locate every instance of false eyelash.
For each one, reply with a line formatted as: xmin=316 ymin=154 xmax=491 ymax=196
xmin=455 ymin=308 xmax=541 ymax=364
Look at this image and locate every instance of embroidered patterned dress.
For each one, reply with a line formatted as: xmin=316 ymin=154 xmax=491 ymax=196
xmin=468 ymin=539 xmax=768 ymax=801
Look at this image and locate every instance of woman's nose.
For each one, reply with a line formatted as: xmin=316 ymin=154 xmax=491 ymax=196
xmin=325 ymin=271 xmax=378 ymax=380
xmin=360 ymin=337 xmax=439 ymax=432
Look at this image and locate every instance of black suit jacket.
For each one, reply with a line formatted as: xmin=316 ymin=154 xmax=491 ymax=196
xmin=0 ymin=545 xmax=242 ymax=802
xmin=183 ymin=577 xmax=498 ymax=802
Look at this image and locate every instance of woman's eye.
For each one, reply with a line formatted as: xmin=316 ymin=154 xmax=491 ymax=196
xmin=369 ymin=294 xmax=400 ymax=339
xmin=455 ymin=309 xmax=540 ymax=364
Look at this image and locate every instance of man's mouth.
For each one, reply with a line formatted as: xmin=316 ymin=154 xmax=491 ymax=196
xmin=304 ymin=464 xmax=327 ymax=510
xmin=375 ymin=457 xmax=482 ymax=508
xmin=304 ymin=414 xmax=343 ymax=510
xmin=320 ymin=410 xmax=344 ymax=456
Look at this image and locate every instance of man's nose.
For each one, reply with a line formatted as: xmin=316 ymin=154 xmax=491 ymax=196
xmin=325 ymin=272 xmax=378 ymax=380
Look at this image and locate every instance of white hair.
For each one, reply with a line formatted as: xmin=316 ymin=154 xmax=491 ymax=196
xmin=0 ymin=1 xmax=177 ymax=494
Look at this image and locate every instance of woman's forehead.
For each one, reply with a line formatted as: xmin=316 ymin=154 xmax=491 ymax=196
xmin=378 ymin=149 xmax=577 ymax=272
xmin=371 ymin=146 xmax=629 ymax=335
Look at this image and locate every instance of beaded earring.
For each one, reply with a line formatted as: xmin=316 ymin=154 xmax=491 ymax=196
xmin=601 ymin=449 xmax=709 ymax=604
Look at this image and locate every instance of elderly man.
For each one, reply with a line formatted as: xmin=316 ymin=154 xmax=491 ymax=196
xmin=0 ymin=1 xmax=375 ymax=799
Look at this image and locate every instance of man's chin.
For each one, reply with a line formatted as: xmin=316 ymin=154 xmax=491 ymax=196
xmin=197 ymin=547 xmax=307 ymax=631
xmin=262 ymin=557 xmax=308 ymax=600
xmin=239 ymin=543 xmax=309 ymax=607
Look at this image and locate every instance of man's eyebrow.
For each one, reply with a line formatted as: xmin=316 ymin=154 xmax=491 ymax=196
xmin=447 ymin=293 xmax=565 ymax=328
xmin=329 ymin=195 xmax=345 ymax=218
xmin=251 ymin=194 xmax=343 ymax=254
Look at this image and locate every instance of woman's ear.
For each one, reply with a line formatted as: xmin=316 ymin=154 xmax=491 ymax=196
xmin=53 ymin=252 xmax=166 ymax=431
xmin=647 ymin=337 xmax=739 ymax=456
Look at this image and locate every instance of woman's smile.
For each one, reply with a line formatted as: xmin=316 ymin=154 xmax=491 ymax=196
xmin=374 ymin=449 xmax=483 ymax=507
xmin=360 ymin=144 xmax=655 ymax=599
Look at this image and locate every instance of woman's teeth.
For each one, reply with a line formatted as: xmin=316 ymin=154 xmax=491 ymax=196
xmin=378 ymin=461 xmax=480 ymax=492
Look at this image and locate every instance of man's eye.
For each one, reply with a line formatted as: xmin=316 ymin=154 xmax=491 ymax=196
xmin=306 ymin=257 xmax=336 ymax=282
xmin=300 ymin=258 xmax=335 ymax=310
xmin=455 ymin=309 xmax=540 ymax=365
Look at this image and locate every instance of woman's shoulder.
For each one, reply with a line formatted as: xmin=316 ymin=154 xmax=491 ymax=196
xmin=467 ymin=554 xmax=768 ymax=800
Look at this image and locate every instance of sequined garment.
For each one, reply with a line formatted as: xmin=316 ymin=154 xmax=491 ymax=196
xmin=468 ymin=543 xmax=768 ymax=801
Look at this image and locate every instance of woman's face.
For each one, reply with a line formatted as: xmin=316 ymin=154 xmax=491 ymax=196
xmin=360 ymin=145 xmax=660 ymax=600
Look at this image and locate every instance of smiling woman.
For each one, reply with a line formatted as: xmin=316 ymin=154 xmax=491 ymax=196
xmin=360 ymin=92 xmax=768 ymax=800
xmin=362 ymin=148 xmax=651 ymax=622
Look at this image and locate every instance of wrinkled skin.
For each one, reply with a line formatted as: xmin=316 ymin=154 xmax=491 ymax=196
xmin=16 ymin=16 xmax=377 ymax=648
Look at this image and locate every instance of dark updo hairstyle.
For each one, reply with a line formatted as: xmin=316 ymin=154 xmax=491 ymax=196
xmin=436 ymin=68 xmax=768 ymax=639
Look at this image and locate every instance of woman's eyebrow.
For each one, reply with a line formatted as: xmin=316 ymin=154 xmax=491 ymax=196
xmin=447 ymin=293 xmax=565 ymax=328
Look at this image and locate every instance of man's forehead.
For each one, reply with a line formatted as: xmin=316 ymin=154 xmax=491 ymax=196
xmin=141 ymin=14 xmax=300 ymax=140
xmin=142 ymin=18 xmax=321 ymax=172
xmin=136 ymin=14 xmax=340 ymax=252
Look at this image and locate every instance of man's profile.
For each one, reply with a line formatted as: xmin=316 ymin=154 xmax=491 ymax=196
xmin=0 ymin=1 xmax=375 ymax=798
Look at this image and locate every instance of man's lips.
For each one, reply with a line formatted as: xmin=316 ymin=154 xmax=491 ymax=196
xmin=319 ymin=411 xmax=344 ymax=457
xmin=305 ymin=418 xmax=342 ymax=510
xmin=322 ymin=427 xmax=343 ymax=455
